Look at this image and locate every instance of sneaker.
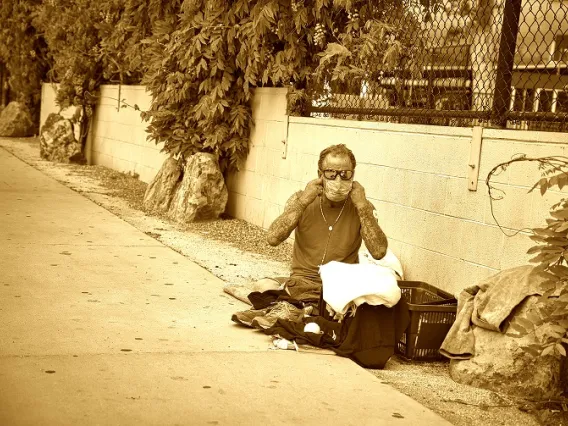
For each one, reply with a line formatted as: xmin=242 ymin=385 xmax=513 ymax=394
xmin=251 ymin=301 xmax=311 ymax=330
xmin=231 ymin=307 xmax=270 ymax=327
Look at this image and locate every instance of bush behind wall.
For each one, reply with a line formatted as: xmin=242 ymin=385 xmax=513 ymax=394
xmin=3 ymin=0 xmax=450 ymax=170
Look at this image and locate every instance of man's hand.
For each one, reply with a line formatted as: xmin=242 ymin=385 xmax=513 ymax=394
xmin=350 ymin=181 xmax=368 ymax=209
xmin=298 ymin=177 xmax=323 ymax=206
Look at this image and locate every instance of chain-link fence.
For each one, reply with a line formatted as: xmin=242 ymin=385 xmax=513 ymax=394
xmin=305 ymin=0 xmax=568 ymax=132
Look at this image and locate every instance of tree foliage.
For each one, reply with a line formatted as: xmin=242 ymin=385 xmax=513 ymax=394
xmin=0 ymin=0 xmax=49 ymax=123
xmin=312 ymin=2 xmax=425 ymax=92
xmin=32 ymin=0 xmax=177 ymax=148
xmin=33 ymin=0 xmax=106 ymax=146
xmin=99 ymin=0 xmax=183 ymax=84
xmin=140 ymin=0 xmax=424 ymax=170
xmin=3 ymin=0 xmax=429 ymax=170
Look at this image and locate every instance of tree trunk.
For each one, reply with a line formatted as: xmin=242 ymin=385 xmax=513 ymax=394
xmin=470 ymin=0 xmax=505 ymax=113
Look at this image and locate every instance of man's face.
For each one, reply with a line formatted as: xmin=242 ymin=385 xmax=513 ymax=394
xmin=320 ymin=154 xmax=354 ymax=181
xmin=320 ymin=154 xmax=354 ymax=202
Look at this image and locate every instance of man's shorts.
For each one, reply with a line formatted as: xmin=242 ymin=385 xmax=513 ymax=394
xmin=267 ymin=276 xmax=321 ymax=303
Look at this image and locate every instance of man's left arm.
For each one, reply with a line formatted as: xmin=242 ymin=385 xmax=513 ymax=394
xmin=350 ymin=181 xmax=388 ymax=260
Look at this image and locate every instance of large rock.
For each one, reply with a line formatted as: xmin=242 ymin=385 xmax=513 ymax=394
xmin=143 ymin=157 xmax=183 ymax=213
xmin=0 ymin=101 xmax=35 ymax=137
xmin=168 ymin=152 xmax=228 ymax=222
xmin=450 ymin=296 xmax=566 ymax=399
xmin=39 ymin=113 xmax=84 ymax=163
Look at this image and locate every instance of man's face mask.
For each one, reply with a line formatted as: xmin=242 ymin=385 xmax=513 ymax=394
xmin=323 ymin=176 xmax=353 ymax=202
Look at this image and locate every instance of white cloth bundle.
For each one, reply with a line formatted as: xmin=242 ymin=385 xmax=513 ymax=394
xmin=358 ymin=245 xmax=404 ymax=279
xmin=319 ymin=260 xmax=402 ymax=317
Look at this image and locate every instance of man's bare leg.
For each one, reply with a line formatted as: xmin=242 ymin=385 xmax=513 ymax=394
xmin=223 ymin=278 xmax=283 ymax=306
xmin=251 ymin=278 xmax=282 ymax=292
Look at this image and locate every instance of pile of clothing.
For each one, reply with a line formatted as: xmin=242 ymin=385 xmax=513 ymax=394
xmin=231 ymin=249 xmax=410 ymax=369
xmin=440 ymin=265 xmax=548 ymax=359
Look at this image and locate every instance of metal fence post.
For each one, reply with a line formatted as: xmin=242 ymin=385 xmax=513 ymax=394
xmin=492 ymin=0 xmax=523 ymax=127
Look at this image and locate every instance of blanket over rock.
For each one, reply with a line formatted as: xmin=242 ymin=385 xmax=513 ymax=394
xmin=440 ymin=265 xmax=547 ymax=359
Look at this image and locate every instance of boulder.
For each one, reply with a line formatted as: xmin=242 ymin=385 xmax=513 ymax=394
xmin=168 ymin=152 xmax=228 ymax=222
xmin=143 ymin=156 xmax=183 ymax=213
xmin=0 ymin=101 xmax=35 ymax=137
xmin=39 ymin=113 xmax=84 ymax=163
xmin=450 ymin=296 xmax=566 ymax=399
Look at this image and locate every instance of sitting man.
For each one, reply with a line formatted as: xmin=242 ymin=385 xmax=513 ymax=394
xmin=262 ymin=143 xmax=387 ymax=297
xmin=230 ymin=143 xmax=389 ymax=328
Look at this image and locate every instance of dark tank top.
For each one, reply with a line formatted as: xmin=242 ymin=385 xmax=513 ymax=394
xmin=291 ymin=193 xmax=362 ymax=285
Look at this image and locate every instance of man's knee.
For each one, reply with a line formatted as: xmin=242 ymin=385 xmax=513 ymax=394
xmin=252 ymin=278 xmax=281 ymax=293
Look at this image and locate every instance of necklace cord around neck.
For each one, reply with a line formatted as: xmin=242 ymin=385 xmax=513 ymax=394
xmin=318 ymin=196 xmax=348 ymax=266
xmin=319 ymin=196 xmax=348 ymax=228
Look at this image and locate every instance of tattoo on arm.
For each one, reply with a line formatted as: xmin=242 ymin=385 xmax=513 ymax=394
xmin=356 ymin=201 xmax=388 ymax=260
xmin=266 ymin=191 xmax=306 ymax=246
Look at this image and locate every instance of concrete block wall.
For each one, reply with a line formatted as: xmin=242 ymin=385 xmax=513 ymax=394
xmin=41 ymin=84 xmax=167 ymax=184
xmin=225 ymin=88 xmax=297 ymax=230
xmin=41 ymin=84 xmax=568 ymax=295
xmin=88 ymin=86 xmax=167 ymax=183
xmin=226 ymin=88 xmax=568 ymax=295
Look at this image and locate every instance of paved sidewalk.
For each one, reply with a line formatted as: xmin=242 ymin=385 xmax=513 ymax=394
xmin=0 ymin=144 xmax=452 ymax=425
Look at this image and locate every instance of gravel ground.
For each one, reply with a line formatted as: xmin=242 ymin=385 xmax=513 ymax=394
xmin=1 ymin=136 xmax=563 ymax=426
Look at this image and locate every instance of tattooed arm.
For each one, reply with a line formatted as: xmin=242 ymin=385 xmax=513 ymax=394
xmin=266 ymin=191 xmax=305 ymax=246
xmin=350 ymin=181 xmax=388 ymax=259
xmin=266 ymin=177 xmax=323 ymax=246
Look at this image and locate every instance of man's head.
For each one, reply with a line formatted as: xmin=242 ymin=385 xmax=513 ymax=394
xmin=318 ymin=144 xmax=356 ymax=172
xmin=318 ymin=144 xmax=356 ymax=202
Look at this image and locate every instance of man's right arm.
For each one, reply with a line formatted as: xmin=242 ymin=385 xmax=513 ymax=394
xmin=266 ymin=177 xmax=323 ymax=246
xmin=266 ymin=192 xmax=306 ymax=246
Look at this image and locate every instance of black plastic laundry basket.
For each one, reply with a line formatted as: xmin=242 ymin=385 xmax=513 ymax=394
xmin=396 ymin=281 xmax=457 ymax=361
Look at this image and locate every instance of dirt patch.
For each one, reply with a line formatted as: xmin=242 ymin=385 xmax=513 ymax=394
xmin=89 ymin=167 xmax=147 ymax=210
xmin=88 ymin=165 xmax=293 ymax=264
